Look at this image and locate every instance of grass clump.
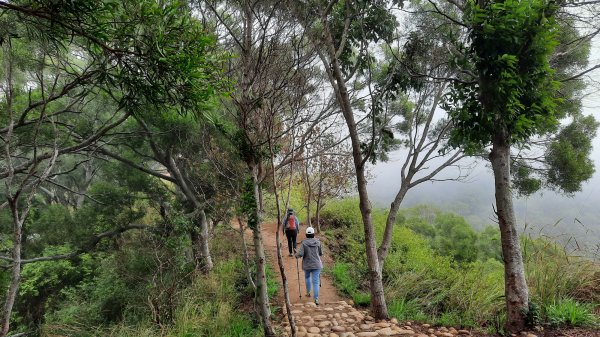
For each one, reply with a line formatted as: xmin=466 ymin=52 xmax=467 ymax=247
xmin=545 ymin=298 xmax=599 ymax=328
xmin=331 ymin=262 xmax=371 ymax=306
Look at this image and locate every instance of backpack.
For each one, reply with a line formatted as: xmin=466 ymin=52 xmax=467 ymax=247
xmin=286 ymin=214 xmax=296 ymax=230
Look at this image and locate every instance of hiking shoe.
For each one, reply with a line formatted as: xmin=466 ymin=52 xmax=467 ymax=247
xmin=306 ymin=292 xmax=311 ymax=297
xmin=288 ymin=253 xmax=293 ymax=257
xmin=314 ymin=299 xmax=319 ymax=305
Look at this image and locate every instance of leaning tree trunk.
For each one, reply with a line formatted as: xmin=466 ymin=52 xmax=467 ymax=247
xmin=322 ymin=37 xmax=388 ymax=318
xmin=269 ymin=140 xmax=298 ymax=337
xmin=490 ymin=131 xmax=529 ymax=333
xmin=315 ymin=184 xmax=323 ymax=233
xmin=377 ymin=183 xmax=410 ymax=268
xmin=188 ymin=208 xmax=213 ymax=273
xmin=167 ymin=153 xmax=213 ymax=273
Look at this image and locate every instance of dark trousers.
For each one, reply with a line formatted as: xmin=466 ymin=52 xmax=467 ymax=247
xmin=285 ymin=229 xmax=297 ymax=254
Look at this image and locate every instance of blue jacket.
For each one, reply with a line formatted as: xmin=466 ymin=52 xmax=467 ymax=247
xmin=282 ymin=213 xmax=300 ymax=233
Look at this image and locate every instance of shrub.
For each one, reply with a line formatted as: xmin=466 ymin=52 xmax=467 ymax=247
xmin=545 ymin=298 xmax=599 ymax=327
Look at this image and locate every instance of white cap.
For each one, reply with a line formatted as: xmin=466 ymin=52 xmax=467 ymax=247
xmin=306 ymin=227 xmax=315 ymax=235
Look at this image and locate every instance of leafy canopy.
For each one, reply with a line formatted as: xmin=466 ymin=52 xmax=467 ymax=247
xmin=445 ymin=0 xmax=561 ymax=153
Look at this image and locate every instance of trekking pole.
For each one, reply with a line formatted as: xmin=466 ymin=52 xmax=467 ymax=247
xmin=296 ymin=257 xmax=302 ymax=298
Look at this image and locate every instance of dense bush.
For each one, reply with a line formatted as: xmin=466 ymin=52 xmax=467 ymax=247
xmin=38 ymin=228 xmax=264 ymax=336
xmin=320 ymin=198 xmax=600 ymax=329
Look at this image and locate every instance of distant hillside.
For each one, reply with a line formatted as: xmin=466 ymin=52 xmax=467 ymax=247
xmin=368 ymin=157 xmax=600 ymax=258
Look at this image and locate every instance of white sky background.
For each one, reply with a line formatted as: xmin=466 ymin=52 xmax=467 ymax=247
xmin=367 ymin=25 xmax=600 ymax=254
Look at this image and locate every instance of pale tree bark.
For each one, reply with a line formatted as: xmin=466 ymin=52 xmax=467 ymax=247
xmin=374 ymin=79 xmax=465 ymax=269
xmin=250 ymin=163 xmax=276 ymax=336
xmin=269 ymin=136 xmax=297 ymax=337
xmin=315 ymin=161 xmax=323 ymax=233
xmin=237 ymin=217 xmax=256 ymax=291
xmin=165 ymin=150 xmax=213 ymax=272
xmin=316 ymin=22 xmax=388 ymax=319
xmin=490 ymin=131 xmax=529 ymax=332
xmin=196 ymin=209 xmax=213 ymax=273
xmin=96 ymin=116 xmax=215 ymax=274
xmin=304 ymin=154 xmax=312 ymax=228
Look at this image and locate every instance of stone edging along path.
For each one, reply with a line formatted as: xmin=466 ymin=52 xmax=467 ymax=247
xmin=280 ymin=300 xmax=476 ymax=337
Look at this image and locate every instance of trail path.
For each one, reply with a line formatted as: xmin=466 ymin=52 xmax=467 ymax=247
xmin=261 ymin=222 xmax=477 ymax=337
xmin=262 ymin=221 xmax=340 ymax=304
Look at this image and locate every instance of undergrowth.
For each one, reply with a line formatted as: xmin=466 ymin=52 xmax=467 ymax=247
xmin=40 ymin=228 xmax=264 ymax=337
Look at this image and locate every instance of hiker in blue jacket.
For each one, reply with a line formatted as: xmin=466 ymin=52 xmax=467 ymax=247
xmin=282 ymin=208 xmax=300 ymax=257
xmin=296 ymin=226 xmax=323 ymax=305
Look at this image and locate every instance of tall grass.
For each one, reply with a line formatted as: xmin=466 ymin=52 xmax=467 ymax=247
xmin=524 ymin=237 xmax=600 ymax=307
xmin=320 ymin=198 xmax=600 ymax=329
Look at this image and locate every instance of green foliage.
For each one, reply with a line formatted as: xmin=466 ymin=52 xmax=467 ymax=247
xmin=20 ymin=248 xmax=93 ymax=298
xmin=321 ymin=198 xmax=600 ymax=328
xmin=512 ymin=161 xmax=543 ymax=196
xmin=523 ymin=301 xmax=541 ymax=328
xmin=431 ymin=213 xmax=478 ymax=263
xmin=331 ymin=263 xmax=371 ymax=306
xmin=545 ymin=299 xmax=599 ymax=328
xmin=41 ymin=228 xmax=262 ymax=336
xmin=523 ymin=237 xmax=600 ymax=309
xmin=240 ymin=178 xmax=259 ymax=230
xmin=445 ymin=0 xmax=561 ymax=153
xmin=329 ymin=0 xmax=399 ymax=75
xmin=545 ymin=115 xmax=599 ymax=194
xmin=388 ymin=299 xmax=427 ymax=321
xmin=320 ymin=198 xmax=364 ymax=229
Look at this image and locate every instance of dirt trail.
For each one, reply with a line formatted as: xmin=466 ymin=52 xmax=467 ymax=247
xmin=262 ymin=221 xmax=341 ymax=305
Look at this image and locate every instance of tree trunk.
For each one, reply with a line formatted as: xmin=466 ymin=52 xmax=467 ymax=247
xmin=258 ymin=161 xmax=265 ymax=212
xmin=322 ymin=35 xmax=388 ymax=318
xmin=189 ymin=210 xmax=213 ymax=273
xmin=377 ymin=184 xmax=410 ymax=268
xmin=197 ymin=209 xmax=214 ymax=272
xmin=167 ymin=153 xmax=213 ymax=273
xmin=305 ymin=160 xmax=312 ymax=228
xmin=237 ymin=217 xmax=257 ymax=291
xmin=315 ymin=155 xmax=324 ymax=233
xmin=490 ymin=132 xmax=529 ymax=333
xmin=315 ymin=188 xmax=322 ymax=233
xmin=355 ymin=166 xmax=388 ymax=319
xmin=251 ymin=165 xmax=275 ymax=337
xmin=1 ymin=203 xmax=23 ymax=337
xmin=269 ymin=141 xmax=298 ymax=337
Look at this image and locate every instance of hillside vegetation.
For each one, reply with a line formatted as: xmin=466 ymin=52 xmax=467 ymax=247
xmin=321 ymin=199 xmax=600 ymax=332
